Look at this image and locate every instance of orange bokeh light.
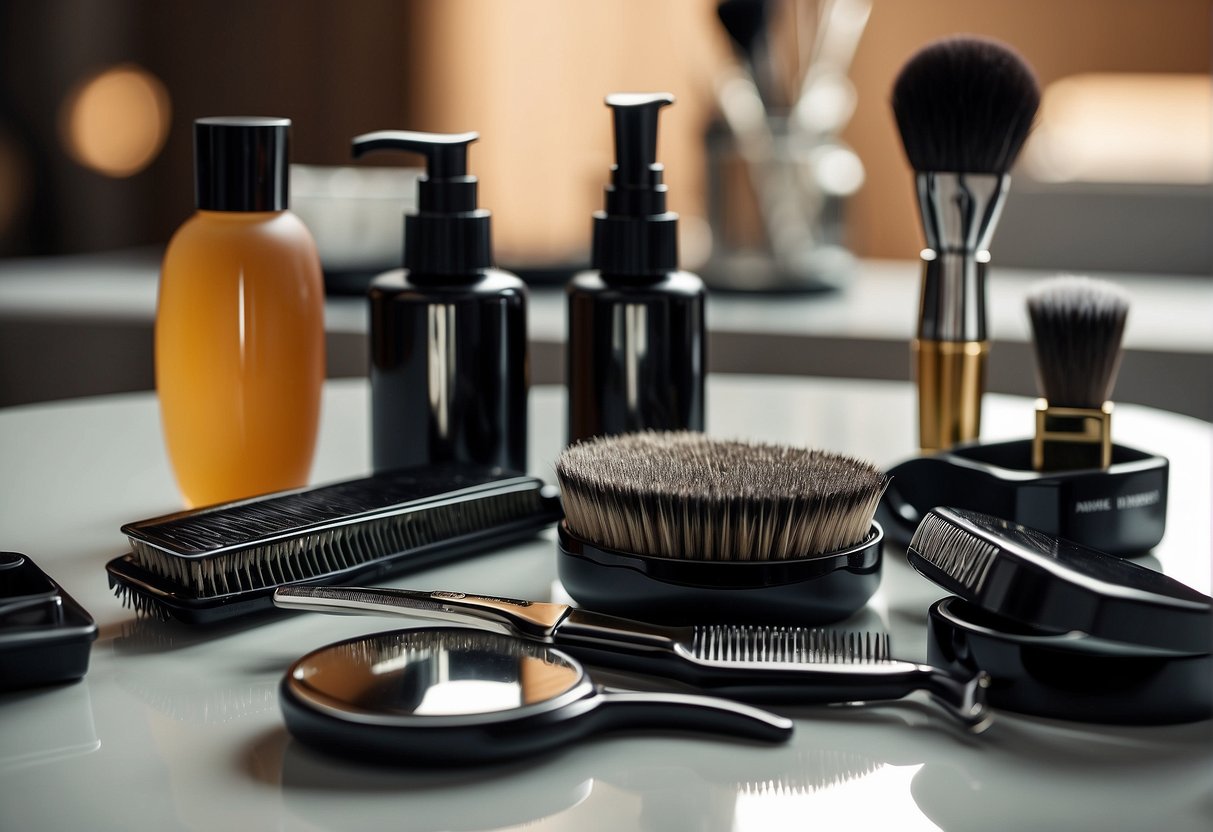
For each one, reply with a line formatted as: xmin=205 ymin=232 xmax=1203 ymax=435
xmin=60 ymin=64 xmax=171 ymax=178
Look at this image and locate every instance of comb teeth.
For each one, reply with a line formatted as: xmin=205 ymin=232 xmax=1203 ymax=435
xmin=909 ymin=512 xmax=998 ymax=592
xmin=126 ymin=487 xmax=545 ymax=600
xmin=691 ymin=625 xmax=891 ymax=664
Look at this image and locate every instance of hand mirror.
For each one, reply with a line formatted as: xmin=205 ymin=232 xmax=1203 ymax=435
xmin=280 ymin=627 xmax=793 ymax=765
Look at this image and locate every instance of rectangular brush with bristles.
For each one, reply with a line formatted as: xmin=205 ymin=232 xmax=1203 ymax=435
xmin=907 ymin=507 xmax=1211 ymax=654
xmin=106 ymin=464 xmax=562 ymax=626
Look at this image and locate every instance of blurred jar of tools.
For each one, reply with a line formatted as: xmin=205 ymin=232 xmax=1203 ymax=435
xmin=704 ymin=0 xmax=870 ymax=292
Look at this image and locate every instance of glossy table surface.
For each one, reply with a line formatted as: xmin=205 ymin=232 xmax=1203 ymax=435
xmin=1 ymin=376 xmax=1210 ymax=831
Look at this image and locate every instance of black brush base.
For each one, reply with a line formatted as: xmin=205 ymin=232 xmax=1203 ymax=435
xmin=556 ymin=522 xmax=882 ymax=626
xmin=878 ymin=439 xmax=1168 ymax=556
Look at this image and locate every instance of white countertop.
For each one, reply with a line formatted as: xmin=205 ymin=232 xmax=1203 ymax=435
xmin=0 ymin=376 xmax=1209 ymax=831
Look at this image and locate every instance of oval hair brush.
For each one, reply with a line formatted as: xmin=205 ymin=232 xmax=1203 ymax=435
xmin=892 ymin=36 xmax=1040 ymax=452
xmin=554 ymin=431 xmax=889 ymax=625
xmin=1027 ymin=275 xmax=1130 ymax=470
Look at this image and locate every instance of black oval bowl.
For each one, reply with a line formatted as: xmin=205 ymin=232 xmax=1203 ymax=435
xmin=556 ymin=521 xmax=882 ymax=625
xmin=926 ymin=596 xmax=1212 ymax=725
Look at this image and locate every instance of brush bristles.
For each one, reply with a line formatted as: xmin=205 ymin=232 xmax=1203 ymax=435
xmin=892 ymin=35 xmax=1040 ymax=173
xmin=691 ymin=626 xmax=891 ymax=664
xmin=556 ymin=432 xmax=887 ymax=561
xmin=111 ymin=582 xmax=173 ymax=620
xmin=909 ymin=512 xmax=998 ymax=592
xmin=125 ymin=489 xmax=545 ymax=599
xmin=1027 ymin=275 xmax=1130 ymax=407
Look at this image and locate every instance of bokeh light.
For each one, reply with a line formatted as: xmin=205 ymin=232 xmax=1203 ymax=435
xmin=60 ymin=64 xmax=171 ymax=178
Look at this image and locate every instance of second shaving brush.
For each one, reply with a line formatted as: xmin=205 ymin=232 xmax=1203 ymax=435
xmin=878 ymin=275 xmax=1168 ymax=556
xmin=1028 ymin=276 xmax=1128 ymax=470
xmin=555 ymin=432 xmax=888 ymax=624
xmin=892 ymin=36 xmax=1040 ymax=452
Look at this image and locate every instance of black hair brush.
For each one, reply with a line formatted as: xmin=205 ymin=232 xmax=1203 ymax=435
xmin=1027 ymin=275 xmax=1130 ymax=470
xmin=891 ymin=36 xmax=1040 ymax=452
xmin=106 ymin=464 xmax=562 ymax=626
xmin=554 ymin=431 xmax=889 ymax=624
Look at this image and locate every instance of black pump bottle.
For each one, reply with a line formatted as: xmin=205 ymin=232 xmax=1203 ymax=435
xmin=566 ymin=93 xmax=706 ymax=443
xmin=354 ymin=131 xmax=528 ymax=473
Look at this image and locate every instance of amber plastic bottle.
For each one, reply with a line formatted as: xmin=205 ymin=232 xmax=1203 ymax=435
xmin=156 ymin=117 xmax=325 ymax=507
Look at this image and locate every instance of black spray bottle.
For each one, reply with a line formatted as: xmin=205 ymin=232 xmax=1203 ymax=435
xmin=353 ymin=131 xmax=528 ymax=473
xmin=567 ymin=93 xmax=706 ymax=443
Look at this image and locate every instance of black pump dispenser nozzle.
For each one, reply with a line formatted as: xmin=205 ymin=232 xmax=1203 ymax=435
xmin=352 ymin=130 xmax=491 ymax=278
xmin=593 ymin=93 xmax=679 ymax=277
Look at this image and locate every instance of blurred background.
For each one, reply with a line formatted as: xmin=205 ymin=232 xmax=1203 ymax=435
xmin=0 ymin=0 xmax=1210 ymax=412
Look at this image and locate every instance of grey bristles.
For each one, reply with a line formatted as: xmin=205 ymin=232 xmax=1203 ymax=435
xmin=691 ymin=626 xmax=891 ymax=664
xmin=556 ymin=432 xmax=888 ymax=561
xmin=909 ymin=512 xmax=998 ymax=592
xmin=892 ymin=35 xmax=1040 ymax=173
xmin=125 ymin=488 xmax=543 ymax=599
xmin=1027 ymin=275 xmax=1130 ymax=408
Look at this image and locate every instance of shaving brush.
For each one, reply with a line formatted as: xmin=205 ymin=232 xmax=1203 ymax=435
xmin=1027 ymin=275 xmax=1130 ymax=470
xmin=892 ymin=36 xmax=1040 ymax=452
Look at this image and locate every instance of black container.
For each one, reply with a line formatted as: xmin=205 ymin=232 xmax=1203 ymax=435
xmin=556 ymin=521 xmax=882 ymax=625
xmin=369 ymin=272 xmax=527 ymax=472
xmin=567 ymin=271 xmax=705 ymax=441
xmin=354 ymin=131 xmax=528 ymax=473
xmin=0 ymin=552 xmax=97 ymax=691
xmin=927 ymin=597 xmax=1211 ymax=725
xmin=907 ymin=508 xmax=1211 ymax=724
xmin=878 ymin=439 xmax=1168 ymax=556
xmin=567 ymin=93 xmax=705 ymax=443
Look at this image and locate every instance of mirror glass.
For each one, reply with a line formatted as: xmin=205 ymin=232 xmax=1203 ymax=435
xmin=292 ymin=629 xmax=583 ymax=717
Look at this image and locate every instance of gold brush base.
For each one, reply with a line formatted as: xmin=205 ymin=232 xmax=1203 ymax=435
xmin=1033 ymin=400 xmax=1113 ymax=471
xmin=914 ymin=339 xmax=989 ymax=453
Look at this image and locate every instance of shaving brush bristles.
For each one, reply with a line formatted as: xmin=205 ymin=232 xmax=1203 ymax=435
xmin=892 ymin=36 xmax=1040 ymax=173
xmin=556 ymin=432 xmax=888 ymax=562
xmin=1027 ymin=276 xmax=1130 ymax=408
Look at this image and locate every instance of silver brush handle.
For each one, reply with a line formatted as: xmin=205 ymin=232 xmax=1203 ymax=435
xmin=915 ymin=172 xmax=1008 ymax=341
xmin=272 ymin=585 xmax=571 ymax=639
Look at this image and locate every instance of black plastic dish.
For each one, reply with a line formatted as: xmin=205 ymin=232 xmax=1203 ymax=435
xmin=878 ymin=439 xmax=1168 ymax=556
xmin=927 ymin=596 xmax=1211 ymax=724
xmin=556 ymin=521 xmax=882 ymax=625
xmin=0 ymin=552 xmax=97 ymax=691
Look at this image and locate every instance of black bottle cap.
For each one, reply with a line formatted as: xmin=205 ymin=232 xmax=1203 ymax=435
xmin=194 ymin=117 xmax=290 ymax=212
xmin=352 ymin=130 xmax=491 ymax=278
xmin=592 ymin=93 xmax=679 ymax=277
